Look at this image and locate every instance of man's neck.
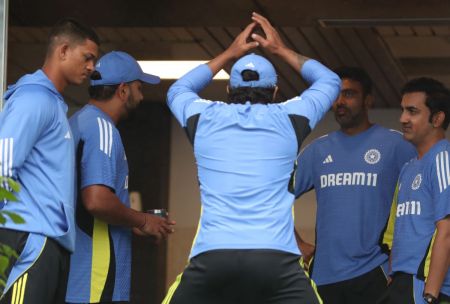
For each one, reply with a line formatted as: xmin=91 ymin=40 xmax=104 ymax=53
xmin=341 ymin=121 xmax=373 ymax=136
xmin=42 ymin=62 xmax=67 ymax=93
xmin=89 ymin=100 xmax=120 ymax=125
xmin=416 ymin=132 xmax=445 ymax=159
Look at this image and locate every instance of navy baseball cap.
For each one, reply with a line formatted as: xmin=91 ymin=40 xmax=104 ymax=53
xmin=90 ymin=51 xmax=160 ymax=86
xmin=229 ymin=53 xmax=277 ymax=88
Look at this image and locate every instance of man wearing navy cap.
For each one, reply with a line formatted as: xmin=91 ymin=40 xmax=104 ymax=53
xmin=163 ymin=13 xmax=340 ymax=304
xmin=66 ymin=51 xmax=175 ymax=304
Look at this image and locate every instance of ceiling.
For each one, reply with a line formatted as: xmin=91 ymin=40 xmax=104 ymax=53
xmin=7 ymin=0 xmax=450 ymax=108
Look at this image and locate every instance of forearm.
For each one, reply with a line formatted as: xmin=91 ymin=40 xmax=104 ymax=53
xmin=207 ymin=49 xmax=236 ymax=76
xmin=424 ymin=218 xmax=450 ymax=296
xmin=275 ymin=47 xmax=309 ymax=74
xmin=82 ymin=186 xmax=145 ymax=228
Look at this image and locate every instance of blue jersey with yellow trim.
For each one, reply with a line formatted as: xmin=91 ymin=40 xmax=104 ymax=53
xmin=392 ymin=139 xmax=450 ymax=296
xmin=66 ymin=104 xmax=131 ymax=303
xmin=167 ymin=60 xmax=340 ymax=259
xmin=295 ymin=125 xmax=416 ymax=285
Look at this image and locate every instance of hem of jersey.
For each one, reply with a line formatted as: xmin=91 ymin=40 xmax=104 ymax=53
xmin=313 ymin=256 xmax=388 ymax=286
xmin=65 ymin=296 xmax=130 ymax=303
xmin=189 ymin=243 xmax=301 ymax=259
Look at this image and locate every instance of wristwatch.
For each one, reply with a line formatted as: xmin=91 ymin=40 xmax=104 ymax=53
xmin=423 ymin=293 xmax=438 ymax=304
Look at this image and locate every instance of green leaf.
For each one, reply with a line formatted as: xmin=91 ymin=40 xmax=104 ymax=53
xmin=0 ymin=188 xmax=17 ymax=202
xmin=0 ymin=255 xmax=9 ymax=274
xmin=0 ymin=244 xmax=18 ymax=259
xmin=6 ymin=179 xmax=20 ymax=193
xmin=0 ymin=214 xmax=5 ymax=225
xmin=1 ymin=211 xmax=25 ymax=224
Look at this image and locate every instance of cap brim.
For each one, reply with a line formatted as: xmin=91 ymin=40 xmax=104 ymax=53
xmin=140 ymin=73 xmax=161 ymax=85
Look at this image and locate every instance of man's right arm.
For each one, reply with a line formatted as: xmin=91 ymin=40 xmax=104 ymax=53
xmin=82 ymin=185 xmax=174 ymax=240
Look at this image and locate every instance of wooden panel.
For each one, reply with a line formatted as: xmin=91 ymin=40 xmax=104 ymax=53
xmin=152 ymin=27 xmax=178 ymax=42
xmin=338 ymin=28 xmax=398 ymax=107
xmin=300 ymin=27 xmax=341 ymax=69
xmin=431 ymin=26 xmax=450 ymax=36
xmin=412 ymin=26 xmax=433 ymax=36
xmin=384 ymin=36 xmax=450 ymax=57
xmin=282 ymin=27 xmax=319 ymax=59
xmin=375 ymin=26 xmax=395 ymax=36
xmin=169 ymin=27 xmax=196 ymax=42
xmin=188 ymin=27 xmax=226 ymax=57
xmin=115 ymin=28 xmax=144 ymax=43
xmin=357 ymin=28 xmax=405 ymax=103
xmin=393 ymin=26 xmax=414 ymax=36
xmin=319 ymin=27 xmax=357 ymax=67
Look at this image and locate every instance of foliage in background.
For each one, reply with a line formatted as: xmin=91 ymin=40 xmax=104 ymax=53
xmin=0 ymin=177 xmax=24 ymax=290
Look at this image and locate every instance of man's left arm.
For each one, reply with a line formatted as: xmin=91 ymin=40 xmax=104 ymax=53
xmin=424 ymin=216 xmax=450 ymax=297
xmin=167 ymin=22 xmax=259 ymax=128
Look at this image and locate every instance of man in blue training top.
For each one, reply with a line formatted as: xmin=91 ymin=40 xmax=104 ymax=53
xmin=377 ymin=78 xmax=450 ymax=304
xmin=163 ymin=13 xmax=340 ymax=304
xmin=0 ymin=18 xmax=99 ymax=304
xmin=66 ymin=51 xmax=175 ymax=304
xmin=294 ymin=67 xmax=416 ymax=304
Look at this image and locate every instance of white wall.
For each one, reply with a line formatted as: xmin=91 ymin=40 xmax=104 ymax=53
xmin=165 ymin=108 xmax=417 ymax=287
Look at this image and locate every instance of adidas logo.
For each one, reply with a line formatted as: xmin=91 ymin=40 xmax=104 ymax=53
xmin=64 ymin=131 xmax=71 ymax=139
xmin=245 ymin=62 xmax=255 ymax=68
xmin=323 ymin=155 xmax=333 ymax=164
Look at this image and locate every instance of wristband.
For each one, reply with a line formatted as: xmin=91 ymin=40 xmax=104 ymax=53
xmin=423 ymin=293 xmax=438 ymax=304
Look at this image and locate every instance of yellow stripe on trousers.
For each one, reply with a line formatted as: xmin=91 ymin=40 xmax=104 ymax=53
xmin=162 ymin=273 xmax=183 ymax=304
xmin=10 ymin=273 xmax=28 ymax=304
xmin=90 ymin=219 xmax=111 ymax=303
xmin=299 ymin=258 xmax=323 ymax=304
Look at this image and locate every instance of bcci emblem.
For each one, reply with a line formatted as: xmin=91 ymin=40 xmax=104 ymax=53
xmin=412 ymin=174 xmax=422 ymax=190
xmin=364 ymin=149 xmax=381 ymax=165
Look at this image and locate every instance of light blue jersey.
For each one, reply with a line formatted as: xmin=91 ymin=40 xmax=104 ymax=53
xmin=295 ymin=125 xmax=416 ymax=285
xmin=168 ymin=60 xmax=340 ymax=259
xmin=390 ymin=139 xmax=450 ymax=296
xmin=66 ymin=104 xmax=131 ymax=303
xmin=0 ymin=69 xmax=75 ymax=251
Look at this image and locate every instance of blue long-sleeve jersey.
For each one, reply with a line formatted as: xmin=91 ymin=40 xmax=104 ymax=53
xmin=167 ymin=60 xmax=340 ymax=259
xmin=0 ymin=70 xmax=75 ymax=252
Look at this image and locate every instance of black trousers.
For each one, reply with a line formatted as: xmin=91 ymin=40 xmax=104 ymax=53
xmin=164 ymin=249 xmax=322 ymax=304
xmin=0 ymin=229 xmax=70 ymax=304
xmin=317 ymin=265 xmax=388 ymax=304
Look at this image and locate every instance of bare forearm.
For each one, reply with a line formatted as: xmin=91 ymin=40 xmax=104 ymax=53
xmin=207 ymin=50 xmax=235 ymax=76
xmin=424 ymin=218 xmax=450 ymax=296
xmin=82 ymin=186 xmax=145 ymax=228
xmin=276 ymin=47 xmax=309 ymax=73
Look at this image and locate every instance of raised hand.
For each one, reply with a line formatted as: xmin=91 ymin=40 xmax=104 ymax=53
xmin=225 ymin=22 xmax=260 ymax=59
xmin=250 ymin=12 xmax=287 ymax=56
xmin=207 ymin=22 xmax=259 ymax=75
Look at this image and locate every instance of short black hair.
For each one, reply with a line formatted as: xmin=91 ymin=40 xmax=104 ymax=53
xmin=334 ymin=66 xmax=372 ymax=97
xmin=227 ymin=69 xmax=276 ymax=104
xmin=88 ymin=84 xmax=119 ymax=101
xmin=47 ymin=18 xmax=100 ymax=54
xmin=401 ymin=77 xmax=450 ymax=130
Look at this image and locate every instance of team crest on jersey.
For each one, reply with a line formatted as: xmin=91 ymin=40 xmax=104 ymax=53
xmin=411 ymin=174 xmax=422 ymax=190
xmin=364 ymin=149 xmax=381 ymax=164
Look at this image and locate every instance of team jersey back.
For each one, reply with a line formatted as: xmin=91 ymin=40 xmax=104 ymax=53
xmin=295 ymin=125 xmax=416 ymax=285
xmin=66 ymin=105 xmax=131 ymax=303
xmin=190 ymin=102 xmax=307 ymax=257
xmin=167 ymin=60 xmax=341 ymax=259
xmin=391 ymin=139 xmax=450 ymax=296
